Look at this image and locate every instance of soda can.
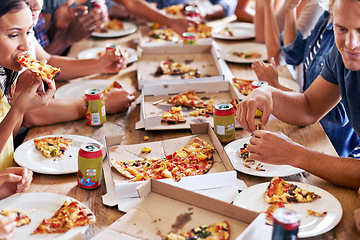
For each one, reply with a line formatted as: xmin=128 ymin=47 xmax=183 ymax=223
xmin=182 ymin=32 xmax=198 ymax=45
xmin=85 ymin=89 xmax=106 ymax=126
xmin=78 ymin=143 xmax=103 ymax=189
xmin=272 ymin=208 xmax=300 ymax=240
xmin=91 ymin=0 xmax=109 ymax=20
xmin=184 ymin=5 xmax=200 ymax=19
xmin=213 ymin=103 xmax=235 ymax=143
xmin=251 ymin=80 xmax=269 ymax=90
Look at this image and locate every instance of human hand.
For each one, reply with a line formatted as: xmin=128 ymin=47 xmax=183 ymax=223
xmin=12 ymin=72 xmax=56 ymax=114
xmin=99 ymin=47 xmax=128 ymax=73
xmin=252 ymin=58 xmax=280 ymax=88
xmin=246 ymin=130 xmax=306 ymax=165
xmin=104 ymin=88 xmax=135 ymax=114
xmin=236 ymin=87 xmax=273 ymax=133
xmin=170 ymin=17 xmax=199 ymax=36
xmin=0 ymin=167 xmax=33 ymax=200
xmin=0 ymin=214 xmax=17 ymax=240
xmin=64 ymin=8 xmax=105 ymax=45
xmin=54 ymin=0 xmax=88 ymax=29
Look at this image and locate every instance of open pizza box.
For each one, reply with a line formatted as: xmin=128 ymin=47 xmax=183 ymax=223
xmin=135 ymin=80 xmax=242 ymax=130
xmin=102 ymin=123 xmax=247 ymax=212
xmin=136 ymin=41 xmax=227 ymax=90
xmin=94 ymin=179 xmax=260 ymax=240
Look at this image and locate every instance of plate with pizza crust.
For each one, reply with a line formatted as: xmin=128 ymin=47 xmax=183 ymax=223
xmin=220 ymin=42 xmax=268 ymax=63
xmin=54 ymin=79 xmax=114 ymax=100
xmin=14 ymin=134 xmax=104 ymax=175
xmin=232 ymin=182 xmax=343 ymax=238
xmin=0 ymin=192 xmax=91 ymax=239
xmin=77 ymin=47 xmax=138 ymax=64
xmin=224 ymin=137 xmax=303 ymax=177
xmin=91 ymin=21 xmax=137 ymax=38
xmin=212 ymin=22 xmax=255 ymax=40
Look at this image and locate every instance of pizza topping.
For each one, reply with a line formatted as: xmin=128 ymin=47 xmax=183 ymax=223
xmin=102 ymin=81 xmax=122 ymax=95
xmin=148 ymin=29 xmax=181 ymax=42
xmin=110 ymin=137 xmax=214 ymax=182
xmin=33 ymin=137 xmax=73 ymax=158
xmin=232 ymin=78 xmax=254 ymax=96
xmin=0 ymin=209 xmax=31 ymax=227
xmin=161 ymin=106 xmax=187 ymax=124
xmin=159 ymin=61 xmax=201 ymax=78
xmin=141 ymin=146 xmax=152 ymax=153
xmin=168 ymin=90 xmax=204 ymax=108
xmin=99 ymin=18 xmax=123 ymax=33
xmin=262 ymin=202 xmax=285 ymax=225
xmin=307 ymin=209 xmax=327 ymax=217
xmin=16 ymin=53 xmax=60 ymax=81
xmin=265 ymin=177 xmax=321 ymax=204
xmin=165 ymin=221 xmax=230 ymax=240
xmin=32 ymin=199 xmax=95 ymax=234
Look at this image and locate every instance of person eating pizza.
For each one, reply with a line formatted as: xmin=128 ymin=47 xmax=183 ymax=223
xmin=0 ymin=0 xmax=47 ymax=238
xmin=235 ymin=0 xmax=360 ymax=190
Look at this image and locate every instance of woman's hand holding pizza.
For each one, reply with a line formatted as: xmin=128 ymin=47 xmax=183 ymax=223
xmin=99 ymin=47 xmax=128 ymax=74
xmin=12 ymin=71 xmax=56 ymax=114
xmin=236 ymin=86 xmax=273 ymax=134
xmin=104 ymin=88 xmax=136 ymax=114
xmin=246 ymin=130 xmax=308 ymax=167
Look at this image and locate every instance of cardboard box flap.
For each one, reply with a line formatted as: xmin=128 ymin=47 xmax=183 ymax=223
xmin=95 ymin=179 xmax=258 ymax=240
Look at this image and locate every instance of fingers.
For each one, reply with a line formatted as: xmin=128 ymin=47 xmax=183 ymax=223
xmin=0 ymin=215 xmax=16 ymax=240
xmin=16 ymin=169 xmax=33 ymax=193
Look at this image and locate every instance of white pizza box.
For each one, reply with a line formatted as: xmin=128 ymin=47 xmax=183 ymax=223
xmin=102 ymin=123 xmax=246 ymax=212
xmin=135 ymin=80 xmax=242 ymax=130
xmin=94 ymin=179 xmax=259 ymax=240
xmin=136 ymin=41 xmax=227 ymax=90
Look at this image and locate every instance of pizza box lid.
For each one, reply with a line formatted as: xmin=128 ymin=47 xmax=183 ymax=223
xmin=136 ymin=41 xmax=227 ymax=90
xmin=135 ymin=80 xmax=242 ymax=130
xmin=102 ymin=123 xmax=243 ymax=211
xmin=94 ymin=179 xmax=259 ymax=240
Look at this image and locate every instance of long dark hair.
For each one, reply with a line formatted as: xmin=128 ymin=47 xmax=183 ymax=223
xmin=0 ymin=0 xmax=29 ymax=97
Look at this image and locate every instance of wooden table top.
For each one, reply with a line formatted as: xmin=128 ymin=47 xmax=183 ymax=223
xmin=22 ymin=17 xmax=360 ymax=240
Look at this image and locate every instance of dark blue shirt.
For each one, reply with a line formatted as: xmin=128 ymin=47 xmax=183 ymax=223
xmin=280 ymin=11 xmax=359 ymax=157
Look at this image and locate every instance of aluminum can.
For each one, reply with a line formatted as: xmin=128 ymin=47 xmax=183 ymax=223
xmin=251 ymin=80 xmax=269 ymax=90
xmin=182 ymin=32 xmax=197 ymax=45
xmin=91 ymin=0 xmax=109 ymax=20
xmin=213 ymin=103 xmax=235 ymax=143
xmin=85 ymin=89 xmax=106 ymax=126
xmin=184 ymin=5 xmax=200 ymax=18
xmin=78 ymin=143 xmax=103 ymax=189
xmin=272 ymin=208 xmax=300 ymax=240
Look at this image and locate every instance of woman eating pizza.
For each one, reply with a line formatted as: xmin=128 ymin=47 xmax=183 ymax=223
xmin=0 ymin=1 xmax=51 ymax=238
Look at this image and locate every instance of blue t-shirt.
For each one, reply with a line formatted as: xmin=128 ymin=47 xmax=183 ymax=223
xmin=146 ymin=0 xmax=236 ymax=16
xmin=321 ymin=45 xmax=360 ymax=138
xmin=280 ymin=11 xmax=359 ymax=157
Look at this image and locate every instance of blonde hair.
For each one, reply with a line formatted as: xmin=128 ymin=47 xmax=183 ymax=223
xmin=328 ymin=0 xmax=360 ymax=13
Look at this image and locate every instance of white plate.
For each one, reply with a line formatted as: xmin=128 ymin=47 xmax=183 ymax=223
xmin=14 ymin=134 xmax=103 ymax=175
xmin=233 ymin=182 xmax=343 ymax=238
xmin=77 ymin=47 xmax=138 ymax=64
xmin=224 ymin=137 xmax=303 ymax=177
xmin=0 ymin=192 xmax=90 ymax=239
xmin=220 ymin=42 xmax=268 ymax=63
xmin=54 ymin=79 xmax=113 ymax=100
xmin=91 ymin=21 xmax=137 ymax=38
xmin=212 ymin=22 xmax=255 ymax=40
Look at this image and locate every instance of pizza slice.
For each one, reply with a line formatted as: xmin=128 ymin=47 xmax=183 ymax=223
xmin=187 ymin=24 xmax=212 ymax=38
xmin=17 ymin=53 xmax=60 ymax=81
xmin=262 ymin=202 xmax=285 ymax=225
xmin=231 ymin=51 xmax=262 ymax=59
xmin=265 ymin=177 xmax=321 ymax=204
xmin=33 ymin=136 xmax=73 ymax=158
xmin=163 ymin=4 xmax=185 ymax=16
xmin=148 ymin=29 xmax=181 ymax=42
xmin=102 ymin=81 xmax=122 ymax=95
xmin=168 ymin=90 xmax=204 ymax=108
xmin=232 ymin=78 xmax=254 ymax=96
xmin=32 ymin=199 xmax=96 ymax=234
xmin=307 ymin=209 xmax=327 ymax=217
xmin=166 ymin=221 xmax=230 ymax=240
xmin=239 ymin=143 xmax=265 ymax=171
xmin=160 ymin=61 xmax=198 ymax=75
xmin=0 ymin=209 xmax=31 ymax=227
xmin=161 ymin=106 xmax=186 ymax=124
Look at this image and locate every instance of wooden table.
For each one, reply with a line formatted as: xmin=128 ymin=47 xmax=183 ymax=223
xmin=22 ymin=19 xmax=360 ymax=240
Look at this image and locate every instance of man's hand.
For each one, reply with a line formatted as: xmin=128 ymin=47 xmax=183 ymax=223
xmin=99 ymin=47 xmax=128 ymax=73
xmin=252 ymin=58 xmax=280 ymax=88
xmin=54 ymin=0 xmax=88 ymax=29
xmin=104 ymin=88 xmax=135 ymax=114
